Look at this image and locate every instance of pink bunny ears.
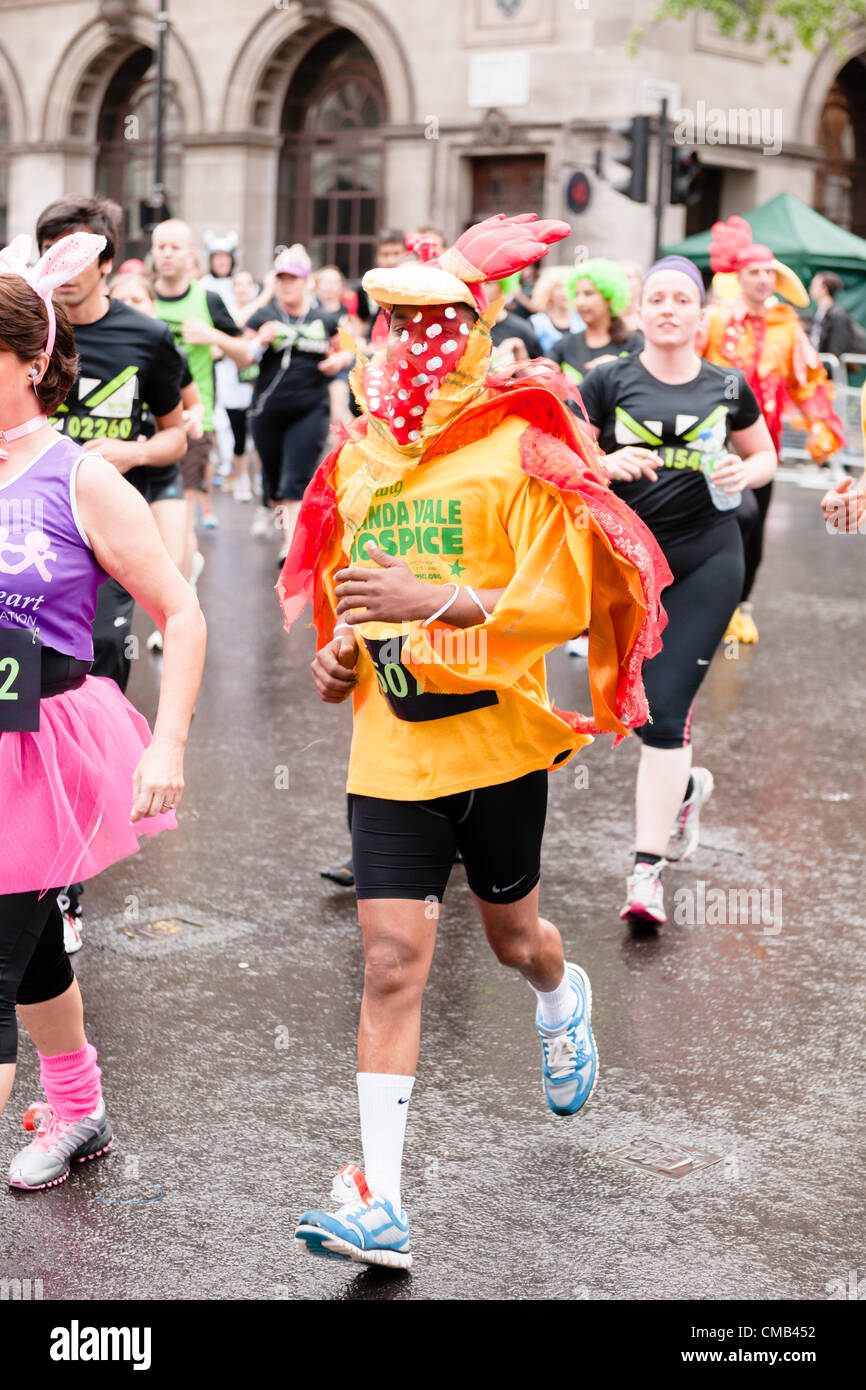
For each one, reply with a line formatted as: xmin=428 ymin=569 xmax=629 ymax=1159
xmin=0 ymin=232 xmax=107 ymax=356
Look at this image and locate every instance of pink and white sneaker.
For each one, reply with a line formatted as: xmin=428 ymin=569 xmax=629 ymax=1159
xmin=8 ymin=1099 xmax=113 ymax=1191
xmin=667 ymin=767 xmax=714 ymax=862
xmin=620 ymin=860 xmax=666 ymax=925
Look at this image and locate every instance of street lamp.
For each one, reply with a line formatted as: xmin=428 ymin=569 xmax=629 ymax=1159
xmin=152 ymin=2 xmax=169 ymax=219
xmin=140 ymin=2 xmax=170 ymax=234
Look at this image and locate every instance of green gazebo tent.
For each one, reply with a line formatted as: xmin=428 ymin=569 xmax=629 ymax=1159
xmin=664 ymin=192 xmax=866 ymax=333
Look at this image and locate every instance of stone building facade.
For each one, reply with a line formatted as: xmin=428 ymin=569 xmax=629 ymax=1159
xmin=0 ymin=0 xmax=863 ymax=275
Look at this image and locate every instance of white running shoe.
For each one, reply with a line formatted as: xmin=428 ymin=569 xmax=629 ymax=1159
xmin=295 ymin=1165 xmax=412 ymax=1270
xmin=667 ymin=767 xmax=714 ymax=862
xmin=234 ymin=476 xmax=253 ymax=503
xmin=566 ymin=635 xmax=589 ymax=658
xmin=61 ymin=911 xmax=82 ymax=955
xmin=620 ymin=860 xmax=666 ymax=924
xmin=190 ymin=551 xmax=205 ymax=592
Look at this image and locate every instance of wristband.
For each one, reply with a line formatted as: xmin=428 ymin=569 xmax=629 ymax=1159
xmin=464 ymin=586 xmax=490 ymax=621
xmin=333 ymin=622 xmax=354 ymax=635
xmin=422 ymin=583 xmax=460 ymax=627
xmin=248 ymin=338 xmax=266 ymax=363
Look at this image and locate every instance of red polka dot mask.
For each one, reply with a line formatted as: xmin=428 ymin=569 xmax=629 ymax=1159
xmin=361 ymin=305 xmax=471 ymax=446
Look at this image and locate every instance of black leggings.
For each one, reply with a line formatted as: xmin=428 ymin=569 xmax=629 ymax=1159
xmin=0 ymin=891 xmax=75 ymax=1064
xmin=637 ymin=519 xmax=745 ymax=750
xmin=225 ymin=408 xmax=249 ymax=458
xmin=250 ymin=404 xmax=330 ymax=504
xmin=736 ymin=482 xmax=773 ymax=603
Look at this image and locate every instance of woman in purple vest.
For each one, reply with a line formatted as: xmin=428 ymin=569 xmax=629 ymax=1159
xmin=0 ymin=232 xmax=206 ymax=1190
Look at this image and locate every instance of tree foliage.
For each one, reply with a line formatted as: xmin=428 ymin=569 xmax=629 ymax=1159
xmin=634 ymin=1 xmax=866 ymax=61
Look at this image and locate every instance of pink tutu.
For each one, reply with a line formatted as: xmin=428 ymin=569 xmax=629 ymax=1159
xmin=2 ymin=675 xmax=177 ymax=895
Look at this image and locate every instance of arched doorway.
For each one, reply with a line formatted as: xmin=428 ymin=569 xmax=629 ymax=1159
xmin=277 ymin=30 xmax=387 ymax=280
xmin=0 ymin=89 xmax=9 ymax=244
xmin=814 ymin=56 xmax=866 ymax=237
xmin=95 ymin=48 xmax=184 ymax=261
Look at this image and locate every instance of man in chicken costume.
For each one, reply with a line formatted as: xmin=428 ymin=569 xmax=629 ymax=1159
xmin=278 ymin=215 xmax=671 ymax=1270
xmin=699 ymin=215 xmax=845 ymax=643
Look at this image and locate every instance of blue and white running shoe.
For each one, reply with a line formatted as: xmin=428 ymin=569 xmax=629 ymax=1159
xmin=295 ymin=1165 xmax=412 ymax=1270
xmin=536 ymin=962 xmax=598 ymax=1116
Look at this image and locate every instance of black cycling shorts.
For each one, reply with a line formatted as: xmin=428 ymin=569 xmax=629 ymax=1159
xmin=351 ymin=770 xmax=548 ymax=904
xmin=125 ymin=463 xmax=184 ymax=504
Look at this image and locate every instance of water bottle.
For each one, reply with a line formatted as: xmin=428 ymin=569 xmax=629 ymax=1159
xmin=697 ymin=428 xmax=741 ymax=511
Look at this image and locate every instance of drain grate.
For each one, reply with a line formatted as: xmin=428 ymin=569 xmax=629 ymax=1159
xmin=117 ymin=916 xmax=210 ymax=941
xmin=605 ymin=1138 xmax=723 ymax=1179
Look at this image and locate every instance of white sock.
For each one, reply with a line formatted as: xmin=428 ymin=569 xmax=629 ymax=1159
xmin=356 ymin=1072 xmax=415 ymax=1210
xmin=532 ymin=970 xmax=577 ymax=1030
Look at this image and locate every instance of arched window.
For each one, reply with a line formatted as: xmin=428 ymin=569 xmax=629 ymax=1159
xmin=815 ymin=59 xmax=866 ymax=238
xmin=278 ymin=31 xmax=387 ymax=280
xmin=0 ymin=90 xmax=9 ymax=244
xmin=95 ymin=48 xmax=183 ymax=260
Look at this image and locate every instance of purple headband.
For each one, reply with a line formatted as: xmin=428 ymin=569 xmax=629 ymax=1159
xmin=643 ymin=255 xmax=705 ymax=303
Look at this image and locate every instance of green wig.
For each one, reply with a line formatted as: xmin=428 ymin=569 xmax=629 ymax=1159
xmin=567 ymin=259 xmax=631 ymax=319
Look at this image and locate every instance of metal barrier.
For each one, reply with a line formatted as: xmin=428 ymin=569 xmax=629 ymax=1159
xmin=780 ymin=353 xmax=863 ymax=473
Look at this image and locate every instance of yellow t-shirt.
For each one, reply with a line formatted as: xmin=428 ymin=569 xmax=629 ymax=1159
xmin=328 ymin=415 xmax=598 ymax=800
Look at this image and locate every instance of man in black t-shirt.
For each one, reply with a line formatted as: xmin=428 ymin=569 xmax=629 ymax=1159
xmin=36 ymin=196 xmax=187 ymax=690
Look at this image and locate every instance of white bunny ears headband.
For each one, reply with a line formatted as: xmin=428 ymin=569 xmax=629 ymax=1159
xmin=0 ymin=232 xmax=107 ymax=357
xmin=203 ymin=230 xmax=239 ymax=255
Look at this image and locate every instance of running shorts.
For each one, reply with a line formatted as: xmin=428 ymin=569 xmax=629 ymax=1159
xmin=351 ymin=770 xmax=547 ymax=904
xmin=126 ymin=463 xmax=184 ymax=504
xmin=180 ymin=431 xmax=215 ymax=492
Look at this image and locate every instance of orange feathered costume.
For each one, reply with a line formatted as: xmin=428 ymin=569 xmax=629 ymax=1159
xmin=699 ymin=216 xmax=845 ymax=463
xmin=276 ymin=216 xmax=672 ymax=794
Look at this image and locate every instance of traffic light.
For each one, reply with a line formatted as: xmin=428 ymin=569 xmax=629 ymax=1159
xmin=608 ymin=116 xmax=650 ymax=203
xmin=670 ymin=148 xmax=703 ymax=205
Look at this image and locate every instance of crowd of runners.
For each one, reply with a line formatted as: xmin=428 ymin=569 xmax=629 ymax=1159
xmin=1 ymin=193 xmax=863 ymax=1266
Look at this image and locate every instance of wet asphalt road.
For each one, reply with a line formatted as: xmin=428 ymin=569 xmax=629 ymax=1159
xmin=2 ymin=472 xmax=864 ymax=1303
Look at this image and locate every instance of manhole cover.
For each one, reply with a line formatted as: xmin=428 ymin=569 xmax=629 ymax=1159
xmin=116 ymin=916 xmax=210 ymax=941
xmin=605 ymin=1138 xmax=723 ymax=1179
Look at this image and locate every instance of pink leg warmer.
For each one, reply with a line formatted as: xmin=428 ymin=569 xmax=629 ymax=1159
xmin=39 ymin=1041 xmax=102 ymax=1121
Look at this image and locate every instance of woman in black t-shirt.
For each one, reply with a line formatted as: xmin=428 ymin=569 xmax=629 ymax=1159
xmin=578 ymin=256 xmax=776 ymax=927
xmin=551 ymin=258 xmax=642 ymax=388
xmin=245 ymin=246 xmax=353 ymax=561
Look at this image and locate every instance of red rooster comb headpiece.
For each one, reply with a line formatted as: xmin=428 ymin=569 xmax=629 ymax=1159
xmin=709 ymin=215 xmax=773 ymax=273
xmin=363 ymin=213 xmax=571 ymax=311
xmin=708 ymin=214 xmax=810 ymax=307
xmin=404 ymin=232 xmax=441 ymax=264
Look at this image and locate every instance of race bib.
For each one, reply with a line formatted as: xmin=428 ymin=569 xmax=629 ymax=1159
xmin=363 ymin=635 xmax=497 ymax=723
xmin=0 ymin=627 xmax=41 ymax=732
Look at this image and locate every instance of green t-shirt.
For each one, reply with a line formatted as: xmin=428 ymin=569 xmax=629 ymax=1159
xmin=154 ymin=281 xmax=241 ymax=430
